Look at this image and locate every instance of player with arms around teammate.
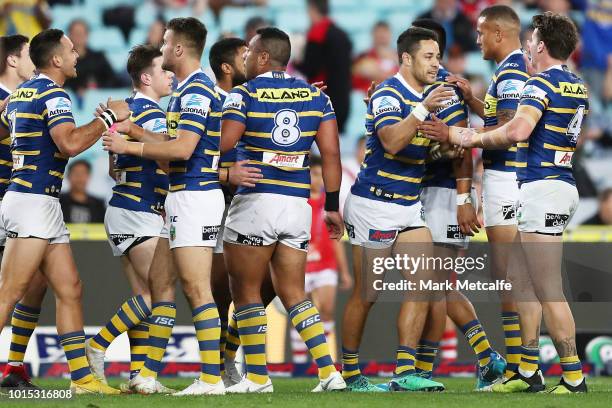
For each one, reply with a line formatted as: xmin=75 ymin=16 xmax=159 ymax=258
xmin=0 ymin=34 xmax=47 ymax=390
xmin=0 ymin=28 xmax=129 ymax=394
xmin=103 ymin=17 xmax=228 ymax=396
xmin=420 ymin=12 xmax=588 ymax=394
xmin=220 ymin=27 xmax=344 ymax=393
xmin=340 ymin=27 xmax=453 ymax=392
xmin=444 ymin=5 xmax=528 ymax=381
xmin=84 ymin=44 xmax=176 ymax=394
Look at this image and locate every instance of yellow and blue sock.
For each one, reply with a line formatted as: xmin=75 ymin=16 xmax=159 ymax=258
xmin=288 ymin=300 xmax=336 ymax=380
xmin=415 ymin=339 xmax=439 ymax=374
xmin=192 ymin=303 xmax=221 ymax=384
xmin=225 ymin=313 xmax=240 ymax=361
xmin=341 ymin=347 xmax=361 ymax=383
xmin=502 ymin=311 xmax=522 ymax=377
xmin=518 ymin=345 xmax=539 ymax=377
xmin=219 ymin=317 xmax=228 ymax=376
xmin=90 ymin=295 xmax=150 ymax=351
xmin=461 ymin=319 xmax=493 ymax=367
xmin=560 ymin=355 xmax=583 ymax=386
xmin=139 ymin=302 xmax=176 ymax=379
xmin=127 ymin=321 xmax=149 ymax=379
xmin=235 ymin=304 xmax=268 ymax=385
xmin=394 ymin=346 xmax=416 ymax=377
xmin=8 ymin=303 xmax=40 ymax=364
xmin=59 ymin=331 xmax=94 ymax=384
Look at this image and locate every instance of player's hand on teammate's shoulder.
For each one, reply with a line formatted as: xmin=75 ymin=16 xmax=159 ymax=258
xmin=102 ymin=130 xmax=128 ymax=154
xmin=418 ymin=115 xmax=450 ymax=143
xmin=363 ymin=80 xmax=380 ymax=106
xmin=324 ymin=211 xmax=344 ymax=240
xmin=311 ymin=81 xmax=328 ymax=92
xmin=106 ymin=98 xmax=131 ymax=122
xmin=422 ymin=86 xmax=455 ymax=111
xmin=457 ymin=201 xmax=481 ymax=236
xmin=228 ymin=160 xmax=263 ymax=188
xmin=445 ymin=75 xmax=473 ymax=102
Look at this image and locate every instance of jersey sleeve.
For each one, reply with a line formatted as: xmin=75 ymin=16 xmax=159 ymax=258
xmin=221 ymin=85 xmax=249 ymax=124
xmin=320 ymin=93 xmax=336 ymax=122
xmin=369 ymin=87 xmax=403 ymax=132
xmin=40 ymin=87 xmax=75 ymax=130
xmin=136 ymin=108 xmax=167 ymax=133
xmin=519 ymin=76 xmax=552 ymax=113
xmin=177 ymin=82 xmax=214 ymax=137
xmin=495 ymin=69 xmax=529 ymax=112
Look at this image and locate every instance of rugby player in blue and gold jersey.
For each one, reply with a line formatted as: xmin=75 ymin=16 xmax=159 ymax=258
xmin=0 ymin=28 xmax=130 ymax=394
xmin=420 ymin=12 xmax=589 ymax=394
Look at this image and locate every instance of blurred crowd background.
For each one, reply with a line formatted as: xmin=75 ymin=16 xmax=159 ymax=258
xmin=2 ymin=0 xmax=612 ymax=226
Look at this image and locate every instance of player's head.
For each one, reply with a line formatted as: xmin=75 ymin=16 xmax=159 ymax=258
xmin=30 ymin=29 xmax=79 ymax=80
xmin=128 ymin=44 xmax=174 ymax=99
xmin=245 ymin=27 xmax=291 ymax=80
xmin=0 ymin=35 xmax=35 ymax=81
xmin=209 ymin=37 xmax=248 ymax=87
xmin=161 ymin=17 xmax=207 ymax=71
xmin=477 ymin=5 xmax=521 ymax=61
xmin=397 ymin=27 xmax=440 ymax=85
xmin=412 ymin=19 xmax=446 ymax=59
xmin=528 ymin=12 xmax=578 ymax=68
xmin=309 ymin=155 xmax=323 ymax=193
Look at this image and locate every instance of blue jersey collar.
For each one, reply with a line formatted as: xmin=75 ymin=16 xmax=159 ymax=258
xmin=177 ymin=68 xmax=203 ymax=89
xmin=497 ymin=49 xmax=523 ymax=68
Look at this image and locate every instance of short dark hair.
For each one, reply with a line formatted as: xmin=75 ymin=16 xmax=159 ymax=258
xmin=167 ymin=17 xmax=207 ymax=58
xmin=29 ymin=29 xmax=64 ymax=69
xmin=532 ymin=12 xmax=578 ymax=60
xmin=68 ymin=159 xmax=91 ymax=174
xmin=307 ymin=0 xmax=328 ymax=16
xmin=396 ymin=27 xmax=438 ymax=63
xmin=256 ymin=27 xmax=291 ymax=67
xmin=412 ymin=19 xmax=446 ymax=58
xmin=127 ymin=44 xmax=162 ymax=86
xmin=0 ymin=35 xmax=29 ymax=75
xmin=479 ymin=5 xmax=520 ymax=27
xmin=209 ymin=37 xmax=247 ymax=79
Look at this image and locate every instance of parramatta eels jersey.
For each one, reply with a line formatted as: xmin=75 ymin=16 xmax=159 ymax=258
xmin=517 ymin=65 xmax=588 ymax=186
xmin=222 ymin=71 xmax=336 ymax=199
xmin=216 ymin=87 xmax=237 ymax=203
xmin=483 ymin=49 xmax=529 ymax=172
xmin=0 ymin=74 xmax=73 ymax=197
xmin=351 ymin=73 xmax=430 ymax=206
xmin=109 ymin=93 xmax=169 ymax=214
xmin=422 ymin=66 xmax=469 ymax=190
xmin=0 ymin=83 xmax=12 ymax=198
xmin=166 ymin=69 xmax=222 ymax=192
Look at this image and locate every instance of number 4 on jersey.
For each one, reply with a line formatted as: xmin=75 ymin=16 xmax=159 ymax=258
xmin=566 ymin=105 xmax=585 ymax=143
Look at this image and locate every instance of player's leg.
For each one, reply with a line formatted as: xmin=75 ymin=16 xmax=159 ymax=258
xmin=308 ymin=272 xmax=339 ymax=362
xmin=212 ymin=252 xmax=232 ymax=381
xmin=414 ymin=299 xmax=446 ymax=377
xmin=40 ymin=243 xmax=119 ymax=394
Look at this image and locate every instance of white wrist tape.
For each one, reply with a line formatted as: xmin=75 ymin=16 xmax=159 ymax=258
xmin=456 ymin=193 xmax=472 ymax=206
xmin=412 ymin=103 xmax=429 ymax=122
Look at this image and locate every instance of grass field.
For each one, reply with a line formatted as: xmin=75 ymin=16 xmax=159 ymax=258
xmin=2 ymin=377 xmax=612 ymax=407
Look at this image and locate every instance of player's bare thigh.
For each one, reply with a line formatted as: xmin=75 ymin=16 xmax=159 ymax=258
xmin=270 ymin=243 xmax=308 ymax=309
xmin=148 ymin=238 xmax=176 ymax=302
xmin=172 ymin=246 xmax=215 ymax=306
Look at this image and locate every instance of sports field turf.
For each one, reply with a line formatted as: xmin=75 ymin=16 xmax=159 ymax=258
xmin=1 ymin=377 xmax=611 ymax=407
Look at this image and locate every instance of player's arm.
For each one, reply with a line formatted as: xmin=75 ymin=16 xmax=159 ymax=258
xmin=316 ymin=117 xmax=344 ymax=240
xmin=113 ymin=120 xmax=170 ymax=143
xmin=454 ymin=145 xmax=481 ymax=235
xmin=333 ymin=239 xmax=352 ymax=290
xmin=108 ymin=154 xmax=116 ymax=180
xmin=0 ymin=108 xmax=9 ymax=140
xmin=103 ymin=128 xmax=200 ymax=160
xmin=446 ymin=74 xmax=485 ymax=119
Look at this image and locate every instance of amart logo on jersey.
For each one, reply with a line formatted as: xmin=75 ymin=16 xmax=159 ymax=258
xmin=262 ymin=152 xmax=305 ymax=168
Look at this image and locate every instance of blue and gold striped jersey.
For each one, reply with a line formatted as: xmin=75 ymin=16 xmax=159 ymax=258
xmin=166 ymin=69 xmax=222 ymax=192
xmin=351 ymin=73 xmax=430 ymax=206
xmin=0 ymin=83 xmax=12 ymax=198
xmin=423 ymin=67 xmax=469 ymax=189
xmin=483 ymin=50 xmax=529 ymax=172
xmin=109 ymin=93 xmax=169 ymax=214
xmin=0 ymin=74 xmax=74 ymax=197
xmin=222 ymin=71 xmax=336 ymax=198
xmin=517 ymin=65 xmax=588 ymax=186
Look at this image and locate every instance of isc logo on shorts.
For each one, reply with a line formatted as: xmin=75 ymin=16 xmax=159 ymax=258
xmin=502 ymin=204 xmax=516 ymax=220
xmin=237 ymin=233 xmax=264 ymax=246
xmin=544 ymin=213 xmax=569 ymax=227
xmin=202 ymin=225 xmax=220 ymax=241
xmin=368 ymin=229 xmax=397 ymax=243
xmin=446 ymin=225 xmax=465 ymax=240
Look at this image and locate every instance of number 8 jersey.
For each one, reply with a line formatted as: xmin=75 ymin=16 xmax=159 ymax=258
xmin=222 ymin=71 xmax=335 ymax=198
xmin=517 ymin=65 xmax=588 ymax=185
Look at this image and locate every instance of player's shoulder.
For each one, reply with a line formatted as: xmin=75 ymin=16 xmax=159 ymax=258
xmin=182 ymin=72 xmax=220 ymax=100
xmin=371 ymin=75 xmax=405 ymax=99
xmin=496 ymin=52 xmax=529 ymax=80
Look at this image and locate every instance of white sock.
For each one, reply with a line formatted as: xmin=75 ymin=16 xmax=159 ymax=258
xmin=8 ymin=362 xmax=23 ymax=367
xmin=518 ymin=367 xmax=535 ymax=378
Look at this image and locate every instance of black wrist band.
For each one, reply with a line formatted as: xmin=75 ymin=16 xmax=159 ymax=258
xmin=324 ymin=191 xmax=340 ymax=212
xmin=105 ymin=109 xmax=118 ymax=123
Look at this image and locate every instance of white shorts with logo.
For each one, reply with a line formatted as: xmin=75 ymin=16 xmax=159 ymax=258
xmin=165 ymin=189 xmax=225 ymax=249
xmin=1 ymin=191 xmax=69 ymax=244
xmin=223 ymin=193 xmax=311 ymax=251
xmin=213 ymin=203 xmax=230 ymax=254
xmin=0 ymin=199 xmax=6 ymax=247
xmin=421 ymin=187 xmax=477 ymax=249
xmin=305 ymin=268 xmax=338 ymax=293
xmin=482 ymin=169 xmax=519 ymax=227
xmin=104 ymin=206 xmax=166 ymax=256
xmin=517 ymin=180 xmax=578 ymax=234
xmin=343 ymin=192 xmax=426 ymax=246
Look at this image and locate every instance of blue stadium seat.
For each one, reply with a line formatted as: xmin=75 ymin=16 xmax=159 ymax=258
xmin=275 ymin=11 xmax=309 ymax=34
xmin=387 ymin=12 xmax=418 ymax=40
xmin=330 ymin=0 xmax=356 ymax=14
xmin=135 ymin=3 xmax=159 ymax=28
xmin=219 ymin=7 xmax=269 ymax=35
xmin=345 ymin=90 xmax=368 ymax=139
xmin=268 ymin=0 xmax=304 ymax=12
xmin=89 ymin=27 xmax=126 ymax=52
xmin=81 ymin=89 xmax=131 ymax=122
xmin=51 ymin=5 xmax=101 ymax=31
xmin=128 ymin=27 xmax=149 ymax=48
xmin=352 ymin=32 xmax=372 ymax=55
xmin=465 ymin=51 xmax=494 ymax=79
xmin=106 ymin=49 xmax=129 ymax=74
xmin=333 ymin=11 xmax=378 ymax=35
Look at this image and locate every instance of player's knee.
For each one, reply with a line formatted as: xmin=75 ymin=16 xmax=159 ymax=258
xmin=55 ymin=278 xmax=83 ymax=304
xmin=181 ymin=282 xmax=212 ymax=306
